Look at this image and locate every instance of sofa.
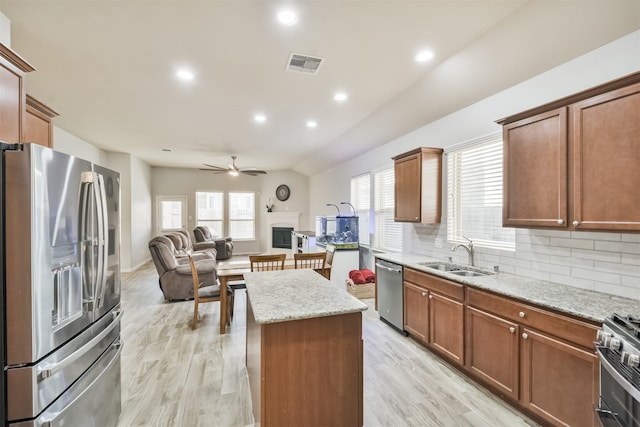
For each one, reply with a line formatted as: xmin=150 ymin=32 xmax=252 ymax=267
xmin=167 ymin=230 xmax=218 ymax=260
xmin=193 ymin=226 xmax=234 ymax=260
xmin=148 ymin=235 xmax=217 ymax=301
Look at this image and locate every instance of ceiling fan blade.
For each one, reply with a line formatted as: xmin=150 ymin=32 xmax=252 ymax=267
xmin=202 ymin=163 xmax=227 ymax=171
xmin=199 ymin=168 xmax=226 ymax=173
xmin=240 ymin=170 xmax=267 ymax=175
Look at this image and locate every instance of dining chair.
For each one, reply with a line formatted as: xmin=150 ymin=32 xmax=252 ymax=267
xmin=322 ymin=245 xmax=336 ymax=280
xmin=250 ymin=253 xmax=287 ymax=272
xmin=188 ymin=255 xmax=232 ymax=330
xmin=294 ymin=252 xmax=326 ymax=276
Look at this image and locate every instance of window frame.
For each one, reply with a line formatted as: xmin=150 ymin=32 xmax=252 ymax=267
xmin=228 ymin=191 xmax=256 ymax=241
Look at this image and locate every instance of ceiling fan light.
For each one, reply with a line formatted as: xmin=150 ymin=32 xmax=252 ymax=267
xmin=229 ymin=170 xmax=239 ymax=177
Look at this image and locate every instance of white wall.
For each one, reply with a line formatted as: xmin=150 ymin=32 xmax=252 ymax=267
xmin=129 ymin=156 xmax=152 ymax=269
xmin=54 ymin=127 xmax=108 ymax=166
xmin=0 ymin=11 xmax=10 ymax=46
xmin=310 ymin=30 xmax=640 ymax=299
xmin=151 ymin=167 xmax=309 ymax=254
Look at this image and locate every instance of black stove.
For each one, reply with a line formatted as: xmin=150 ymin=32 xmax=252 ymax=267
xmin=595 ymin=313 xmax=640 ymax=427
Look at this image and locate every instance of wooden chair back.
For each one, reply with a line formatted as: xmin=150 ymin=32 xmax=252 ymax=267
xmin=250 ymin=254 xmax=287 ymax=272
xmin=189 ymin=255 xmax=229 ymax=329
xmin=322 ymin=245 xmax=336 ymax=279
xmin=294 ymin=252 xmax=327 ymax=274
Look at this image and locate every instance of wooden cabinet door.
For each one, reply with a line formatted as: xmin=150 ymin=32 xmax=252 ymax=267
xmin=403 ymin=281 xmax=428 ymax=342
xmin=466 ymin=307 xmax=519 ymax=400
xmin=0 ymin=56 xmax=24 ymax=144
xmin=394 ymin=152 xmax=421 ymax=222
xmin=572 ymin=82 xmax=640 ymax=231
xmin=521 ymin=328 xmax=599 ymax=427
xmin=503 ymin=108 xmax=568 ymax=228
xmin=429 ymin=292 xmax=464 ymax=364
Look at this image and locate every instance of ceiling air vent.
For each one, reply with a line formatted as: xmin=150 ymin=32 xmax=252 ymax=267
xmin=286 ymin=53 xmax=324 ymax=74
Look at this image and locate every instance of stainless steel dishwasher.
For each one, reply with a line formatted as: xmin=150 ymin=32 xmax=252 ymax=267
xmin=375 ymin=259 xmax=407 ymax=336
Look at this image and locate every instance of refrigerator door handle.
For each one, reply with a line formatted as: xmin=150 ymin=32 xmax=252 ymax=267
xmin=37 ymin=309 xmax=123 ymax=380
xmin=94 ymin=173 xmax=109 ymax=309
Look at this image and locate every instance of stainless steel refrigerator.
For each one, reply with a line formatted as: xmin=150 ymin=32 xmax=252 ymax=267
xmin=1 ymin=143 xmax=122 ymax=426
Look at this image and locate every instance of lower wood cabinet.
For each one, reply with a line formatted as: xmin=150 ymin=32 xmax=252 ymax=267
xmin=403 ymin=268 xmax=464 ymax=364
xmin=521 ymin=327 xmax=599 ymax=427
xmin=466 ymin=306 xmax=519 ymax=400
xmin=466 ymin=287 xmax=599 ymax=427
xmin=403 ymin=281 xmax=429 ymax=342
xmin=401 ymin=269 xmax=600 ymax=427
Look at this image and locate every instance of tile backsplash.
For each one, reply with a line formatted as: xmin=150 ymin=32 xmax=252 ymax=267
xmin=409 ymin=223 xmax=640 ymax=300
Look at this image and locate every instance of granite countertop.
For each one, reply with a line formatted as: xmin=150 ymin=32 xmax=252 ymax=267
xmin=244 ymin=269 xmax=368 ymax=324
xmin=375 ymin=253 xmax=640 ymax=324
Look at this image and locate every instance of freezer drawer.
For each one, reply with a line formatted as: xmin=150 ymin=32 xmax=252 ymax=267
xmin=7 ymin=307 xmax=122 ymax=421
xmin=11 ymin=336 xmax=122 ymax=427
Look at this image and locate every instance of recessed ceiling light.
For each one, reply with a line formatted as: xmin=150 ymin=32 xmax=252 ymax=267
xmin=277 ymin=10 xmax=297 ymax=26
xmin=334 ymin=92 xmax=348 ymax=102
xmin=414 ymin=50 xmax=434 ymax=63
xmin=306 ymin=120 xmax=317 ymax=128
xmin=176 ymin=69 xmax=195 ymax=80
xmin=254 ymin=114 xmax=267 ymax=123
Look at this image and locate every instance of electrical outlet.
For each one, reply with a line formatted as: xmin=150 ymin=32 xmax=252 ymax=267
xmin=434 ymin=238 xmax=443 ymax=248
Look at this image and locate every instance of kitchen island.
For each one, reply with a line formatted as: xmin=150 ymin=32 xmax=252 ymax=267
xmin=244 ymin=269 xmax=367 ymax=427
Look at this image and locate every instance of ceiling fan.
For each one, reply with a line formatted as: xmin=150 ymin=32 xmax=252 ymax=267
xmin=200 ymin=155 xmax=267 ymax=176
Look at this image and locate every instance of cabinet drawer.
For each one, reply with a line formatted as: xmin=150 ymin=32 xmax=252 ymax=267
xmin=405 ymin=268 xmax=464 ymax=301
xmin=467 ymin=288 xmax=598 ymax=349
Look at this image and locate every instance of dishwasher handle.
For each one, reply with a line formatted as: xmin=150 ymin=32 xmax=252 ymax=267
xmin=375 ymin=262 xmax=403 ymax=274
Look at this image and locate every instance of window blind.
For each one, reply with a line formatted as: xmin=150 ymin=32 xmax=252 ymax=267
xmin=447 ymin=137 xmax=514 ymax=249
xmin=196 ymin=191 xmax=224 ymax=237
xmin=229 ymin=192 xmax=255 ymax=240
xmin=350 ymin=174 xmax=371 ymax=246
xmin=374 ymin=168 xmax=402 ymax=252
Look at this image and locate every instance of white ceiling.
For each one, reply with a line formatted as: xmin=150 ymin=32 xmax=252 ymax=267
xmin=1 ymin=1 xmax=639 ymax=176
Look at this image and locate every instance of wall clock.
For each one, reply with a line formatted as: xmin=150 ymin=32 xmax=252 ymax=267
xmin=276 ymin=184 xmax=290 ymax=201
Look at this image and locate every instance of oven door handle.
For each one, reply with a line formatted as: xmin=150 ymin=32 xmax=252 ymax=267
xmin=596 ymin=345 xmax=640 ymax=401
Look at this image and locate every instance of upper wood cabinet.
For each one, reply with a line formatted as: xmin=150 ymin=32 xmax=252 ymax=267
xmin=392 ymin=147 xmax=443 ymax=223
xmin=24 ymin=95 xmax=59 ymax=148
xmin=0 ymin=43 xmax=35 ymax=144
xmin=498 ymin=72 xmax=640 ymax=231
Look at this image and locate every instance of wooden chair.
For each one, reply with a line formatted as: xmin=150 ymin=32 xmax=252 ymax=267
xmin=250 ymin=253 xmax=287 ymax=272
xmin=294 ymin=252 xmax=326 ymax=276
xmin=188 ymin=255 xmax=232 ymax=330
xmin=322 ymin=245 xmax=336 ymax=280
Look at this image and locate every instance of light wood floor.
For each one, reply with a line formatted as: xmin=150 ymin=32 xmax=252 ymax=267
xmin=118 ymin=260 xmax=538 ymax=427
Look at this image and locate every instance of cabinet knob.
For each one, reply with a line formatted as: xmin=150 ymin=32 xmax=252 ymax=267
xmin=573 ymin=220 xmax=580 ymax=226
xmin=422 ymin=292 xmax=427 ymax=297
xmin=428 ymin=294 xmax=433 ymax=300
xmin=415 ymin=216 xmax=419 ymax=220
xmin=557 ymin=219 xmax=564 ymax=225
xmin=522 ymin=333 xmax=528 ymax=339
xmin=509 ymin=327 xmax=515 ymax=333
xmin=518 ymin=311 xmax=525 ymax=318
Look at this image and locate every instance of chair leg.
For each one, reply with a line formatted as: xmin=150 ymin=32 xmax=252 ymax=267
xmin=191 ymin=298 xmax=199 ymax=329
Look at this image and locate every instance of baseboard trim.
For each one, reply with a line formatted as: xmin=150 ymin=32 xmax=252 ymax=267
xmin=123 ymin=257 xmax=152 ymax=273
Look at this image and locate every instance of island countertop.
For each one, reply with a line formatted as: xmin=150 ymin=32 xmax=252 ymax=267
xmin=244 ymin=269 xmax=368 ymax=324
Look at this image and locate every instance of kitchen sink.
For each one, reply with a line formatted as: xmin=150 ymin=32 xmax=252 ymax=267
xmin=417 ymin=261 xmax=493 ymax=277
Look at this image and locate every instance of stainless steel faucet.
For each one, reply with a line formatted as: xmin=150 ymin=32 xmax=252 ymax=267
xmin=451 ymin=236 xmax=475 ymax=266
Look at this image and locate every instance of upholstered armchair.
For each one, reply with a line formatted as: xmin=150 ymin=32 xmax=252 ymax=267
xmin=193 ymin=226 xmax=234 ymax=260
xmin=167 ymin=231 xmax=217 ymax=260
xmin=148 ymin=235 xmax=218 ymax=301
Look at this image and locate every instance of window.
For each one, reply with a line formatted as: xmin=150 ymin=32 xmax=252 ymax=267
xmin=196 ymin=192 xmax=223 ymax=237
xmin=447 ymin=134 xmax=515 ymax=250
xmin=350 ymin=174 xmax=370 ymax=246
xmin=229 ymin=192 xmax=255 ymax=240
xmin=156 ymin=196 xmax=187 ymax=234
xmin=374 ymin=168 xmax=402 ymax=252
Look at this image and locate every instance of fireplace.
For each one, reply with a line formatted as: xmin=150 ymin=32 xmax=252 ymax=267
xmin=272 ymin=227 xmax=294 ymax=249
